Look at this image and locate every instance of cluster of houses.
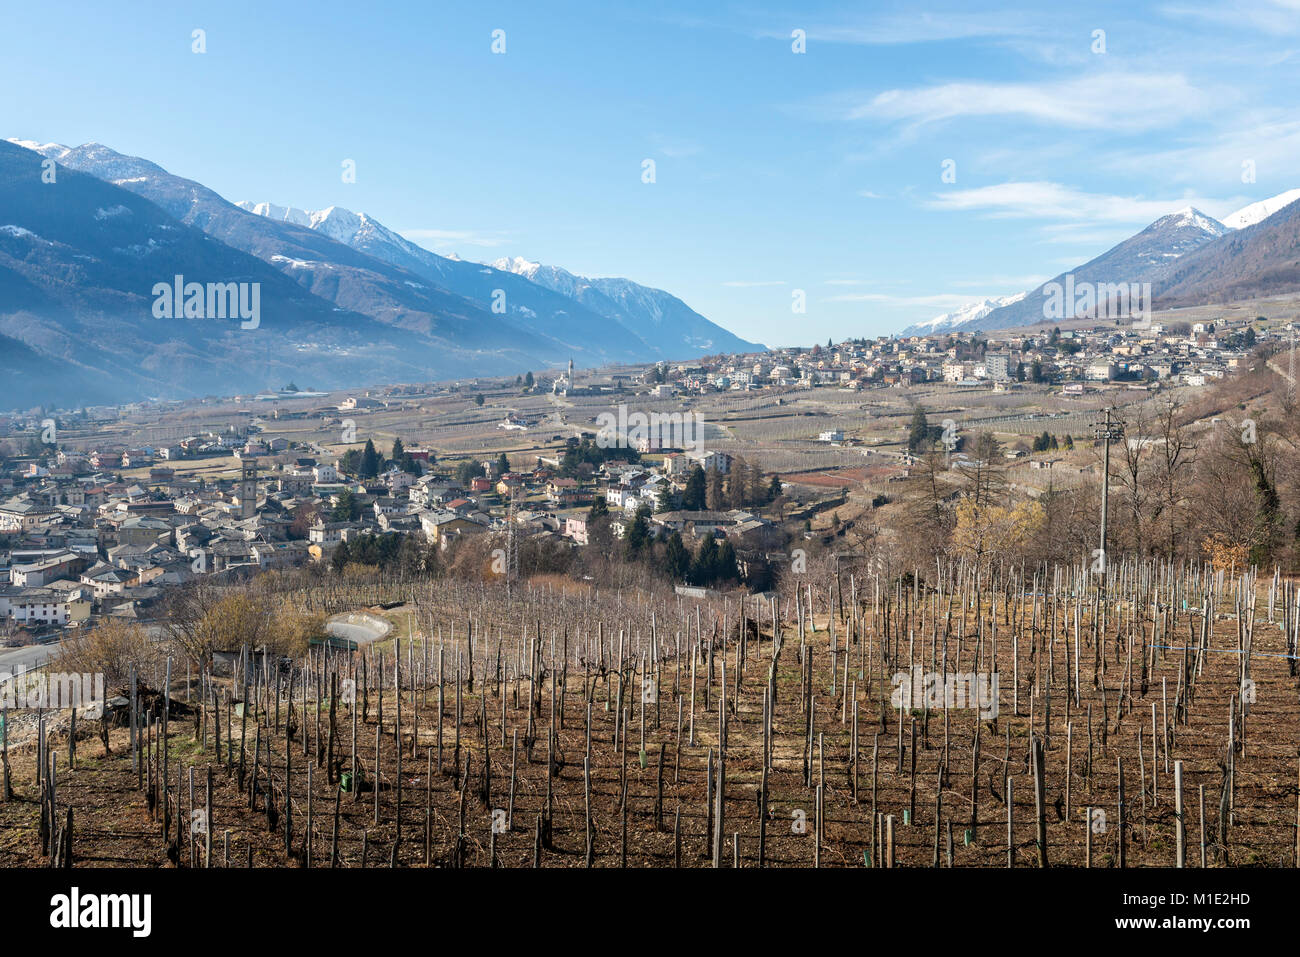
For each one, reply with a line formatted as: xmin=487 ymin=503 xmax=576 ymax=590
xmin=0 ymin=429 xmax=778 ymax=640
xmin=3 ymin=312 xmax=1270 ymax=640
xmin=636 ymin=317 xmax=1276 ymax=395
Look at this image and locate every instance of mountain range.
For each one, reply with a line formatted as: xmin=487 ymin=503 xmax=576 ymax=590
xmin=233 ymin=202 xmax=760 ymax=360
xmin=903 ymin=190 xmax=1300 ymax=335
xmin=0 ymin=139 xmax=759 ymax=407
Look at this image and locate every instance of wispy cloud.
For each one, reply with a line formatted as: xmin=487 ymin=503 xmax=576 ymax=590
xmin=1096 ymin=112 xmax=1300 ymax=197
xmin=722 ymin=279 xmax=786 ymax=287
xmin=923 ymin=181 xmax=1227 ymax=223
xmin=756 ymin=11 xmax=1039 ymax=46
xmin=836 ymin=71 xmax=1220 ymax=132
xmin=1161 ymin=0 xmax=1300 ymax=34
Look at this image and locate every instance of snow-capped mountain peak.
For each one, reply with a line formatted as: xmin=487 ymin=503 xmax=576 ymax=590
xmin=491 ymin=255 xmax=541 ymax=278
xmin=1221 ymin=189 xmax=1300 ymax=230
xmin=9 ymin=139 xmax=166 ymax=187
xmin=1163 ymin=206 xmax=1229 ymax=237
xmin=6 ymin=139 xmax=71 ymax=159
xmin=237 ymin=202 xmax=312 ymax=226
xmin=901 ymin=292 xmax=1028 ymax=335
xmin=237 ymin=201 xmax=415 ymax=255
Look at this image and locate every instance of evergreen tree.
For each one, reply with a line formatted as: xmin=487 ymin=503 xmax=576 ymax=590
xmin=682 ymin=465 xmax=706 ymax=510
xmin=664 ymin=531 xmax=690 ymax=580
xmin=690 ymin=536 xmax=720 ymax=585
xmin=496 ymin=452 xmax=511 ymax=475
xmin=655 ymin=483 xmax=674 ymax=513
xmin=359 ymin=439 xmax=381 ymax=479
xmin=455 ymin=459 xmax=481 ymax=486
xmin=716 ymin=540 xmax=740 ymax=582
xmin=339 ymin=448 xmax=362 ymax=475
xmin=331 ymin=489 xmax=361 ymax=522
xmin=624 ymin=505 xmax=651 ymax=558
xmin=331 ymin=540 xmax=350 ymax=572
xmin=908 ymin=406 xmax=931 ymax=453
xmin=524 ymin=371 xmax=534 ymax=388
xmin=767 ymin=474 xmax=782 ymax=503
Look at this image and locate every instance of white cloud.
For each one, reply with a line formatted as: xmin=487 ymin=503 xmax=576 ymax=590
xmin=924 ymin=181 xmax=1227 ymax=223
xmin=775 ymin=12 xmax=1039 ymax=45
xmin=722 ymin=280 xmax=786 ymax=287
xmin=843 ymin=71 xmax=1219 ymax=132
xmin=1161 ymin=0 xmax=1300 ymax=34
xmin=1097 ymin=113 xmax=1300 ymax=195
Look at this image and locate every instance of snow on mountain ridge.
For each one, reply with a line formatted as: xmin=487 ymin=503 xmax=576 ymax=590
xmin=491 ymin=256 xmax=541 ymax=278
xmin=1164 ymin=207 xmax=1230 ymax=237
xmin=902 ymin=292 xmax=1028 ymax=335
xmin=237 ymin=202 xmax=311 ymax=226
xmin=1221 ymin=189 xmax=1300 ymax=230
xmin=490 ymin=256 xmax=761 ymax=352
xmin=237 ymin=201 xmax=427 ymax=258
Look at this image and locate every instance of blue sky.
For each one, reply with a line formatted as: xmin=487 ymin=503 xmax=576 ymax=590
xmin=4 ymin=0 xmax=1299 ymax=346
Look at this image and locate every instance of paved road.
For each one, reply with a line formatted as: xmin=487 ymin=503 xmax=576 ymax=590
xmin=324 ymin=612 xmax=392 ymax=649
xmin=0 ymin=614 xmax=387 ymax=683
xmin=0 ymin=639 xmax=64 ymax=678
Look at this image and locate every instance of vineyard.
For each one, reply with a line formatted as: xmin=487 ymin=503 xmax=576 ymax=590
xmin=1 ymin=559 xmax=1295 ymax=869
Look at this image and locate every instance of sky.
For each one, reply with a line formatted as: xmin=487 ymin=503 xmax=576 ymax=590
xmin=4 ymin=0 xmax=1300 ymax=347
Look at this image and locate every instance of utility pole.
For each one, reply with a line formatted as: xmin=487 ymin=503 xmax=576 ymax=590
xmin=1092 ymin=408 xmax=1124 ymax=584
xmin=1289 ymin=326 xmax=1296 ymax=405
xmin=505 ymin=487 xmax=519 ymax=597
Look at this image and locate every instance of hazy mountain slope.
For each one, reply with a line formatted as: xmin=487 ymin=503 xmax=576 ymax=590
xmin=492 ymin=257 xmax=764 ymax=355
xmin=8 ymin=140 xmax=579 ymax=370
xmin=236 ymin=202 xmax=657 ymax=362
xmin=0 ymin=140 xmax=516 ymax=406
